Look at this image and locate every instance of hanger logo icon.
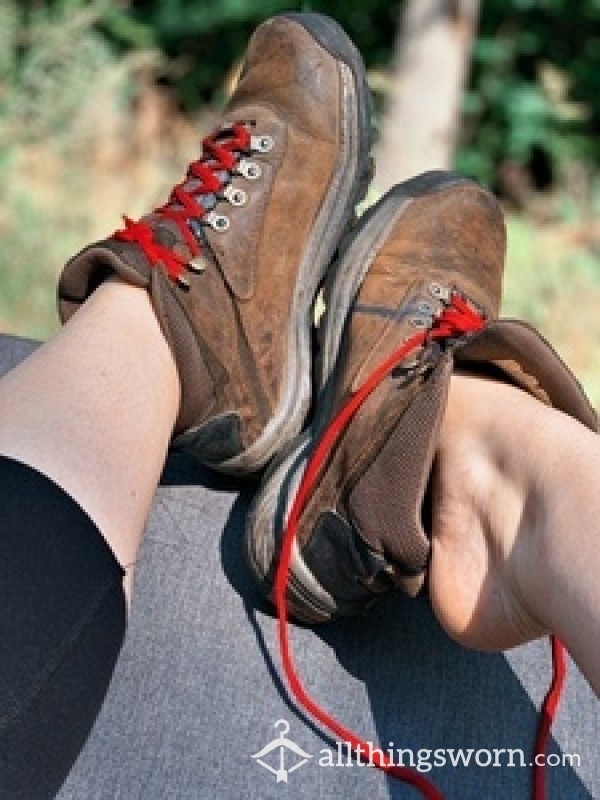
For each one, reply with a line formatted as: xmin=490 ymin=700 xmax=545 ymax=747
xmin=251 ymin=719 xmax=312 ymax=783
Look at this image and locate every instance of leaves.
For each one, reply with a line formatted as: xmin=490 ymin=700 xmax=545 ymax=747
xmin=4 ymin=0 xmax=600 ymax=185
xmin=457 ymin=0 xmax=600 ymax=182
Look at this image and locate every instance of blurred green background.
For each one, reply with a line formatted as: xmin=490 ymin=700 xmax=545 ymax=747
xmin=1 ymin=0 xmax=600 ymax=400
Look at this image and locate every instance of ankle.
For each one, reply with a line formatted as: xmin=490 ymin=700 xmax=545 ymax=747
xmin=435 ymin=373 xmax=522 ymax=535
xmin=79 ymin=279 xmax=182 ymax=426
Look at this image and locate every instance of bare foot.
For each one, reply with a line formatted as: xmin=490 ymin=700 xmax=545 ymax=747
xmin=427 ymin=372 xmax=548 ymax=651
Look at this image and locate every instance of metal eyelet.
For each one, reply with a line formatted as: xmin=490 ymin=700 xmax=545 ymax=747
xmin=393 ymin=355 xmax=421 ymax=374
xmin=250 ymin=134 xmax=274 ymax=153
xmin=205 ymin=210 xmax=230 ymax=232
xmin=430 ymin=282 xmax=451 ymax=301
xmin=237 ymin=158 xmax=262 ymax=180
xmin=410 ymin=317 xmax=428 ymax=329
xmin=223 ymin=184 xmax=247 ymax=207
xmin=187 ymin=257 xmax=206 ymax=274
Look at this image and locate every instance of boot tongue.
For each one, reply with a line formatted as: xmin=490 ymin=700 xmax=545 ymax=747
xmin=151 ymin=151 xmax=256 ymax=299
xmin=139 ymin=122 xmax=241 ymax=276
xmin=146 ymin=217 xmax=197 ymax=268
xmin=149 ymin=166 xmax=232 ymax=260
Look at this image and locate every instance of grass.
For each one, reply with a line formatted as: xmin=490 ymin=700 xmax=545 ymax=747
xmin=0 ymin=59 xmax=209 ymax=340
xmin=502 ymin=212 xmax=600 ymax=406
xmin=0 ymin=155 xmax=86 ymax=340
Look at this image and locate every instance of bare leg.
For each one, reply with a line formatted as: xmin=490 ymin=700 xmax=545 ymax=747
xmin=430 ymin=372 xmax=600 ymax=696
xmin=0 ymin=280 xmax=180 ymax=597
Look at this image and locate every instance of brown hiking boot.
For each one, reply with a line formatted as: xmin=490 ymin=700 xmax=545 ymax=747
xmin=246 ymin=170 xmax=598 ymax=623
xmin=58 ymin=13 xmax=373 ymax=474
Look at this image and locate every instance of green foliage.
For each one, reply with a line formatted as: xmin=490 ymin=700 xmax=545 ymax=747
xmin=0 ymin=0 xmax=136 ymax=338
xmin=456 ymin=0 xmax=600 ymax=184
xmin=7 ymin=1 xmax=599 ymax=184
xmin=100 ymin=0 xmax=400 ymax=108
xmin=503 ymin=212 xmax=600 ymax=407
xmin=1 ymin=1 xmax=116 ymax=146
xmin=100 ymin=0 xmax=600 ymax=186
xmin=2 ymin=0 xmax=600 ymax=359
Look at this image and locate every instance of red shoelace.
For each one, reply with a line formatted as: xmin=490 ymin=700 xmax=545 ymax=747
xmin=274 ymin=292 xmax=566 ymax=800
xmin=113 ymin=122 xmax=252 ymax=284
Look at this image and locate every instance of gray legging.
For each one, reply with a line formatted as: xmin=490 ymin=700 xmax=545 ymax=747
xmin=1 ymin=336 xmax=597 ymax=800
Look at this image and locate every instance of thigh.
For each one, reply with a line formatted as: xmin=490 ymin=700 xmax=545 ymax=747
xmin=0 ymin=457 xmax=126 ymax=800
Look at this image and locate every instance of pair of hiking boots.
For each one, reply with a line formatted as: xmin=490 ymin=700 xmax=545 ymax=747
xmin=58 ymin=13 xmax=596 ymax=624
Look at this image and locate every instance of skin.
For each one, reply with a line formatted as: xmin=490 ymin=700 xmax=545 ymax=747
xmin=429 ymin=372 xmax=600 ymax=696
xmin=0 ymin=280 xmax=180 ymax=600
xmin=0 ymin=283 xmax=599 ymax=696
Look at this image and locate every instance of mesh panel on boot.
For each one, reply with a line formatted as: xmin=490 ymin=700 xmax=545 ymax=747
xmin=347 ymin=357 xmax=452 ymax=596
